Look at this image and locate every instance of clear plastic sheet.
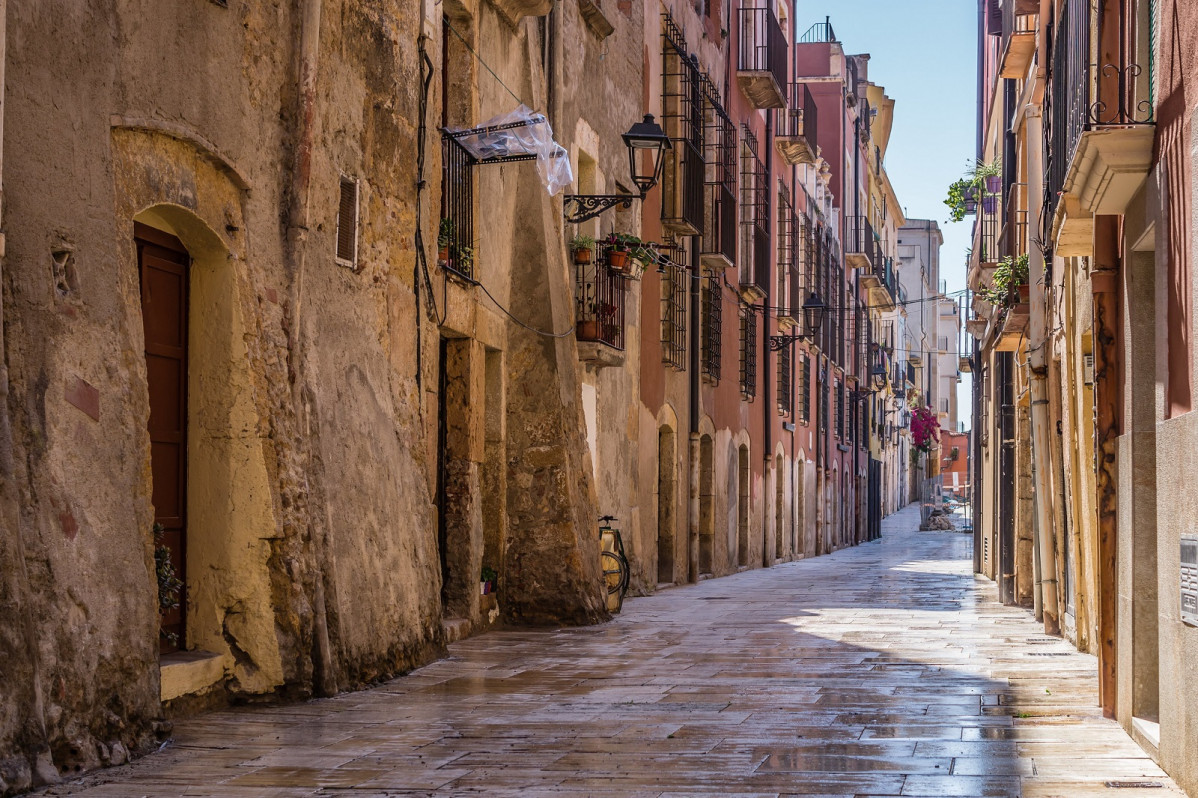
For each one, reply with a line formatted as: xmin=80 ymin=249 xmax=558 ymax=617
xmin=447 ymin=105 xmax=573 ymax=196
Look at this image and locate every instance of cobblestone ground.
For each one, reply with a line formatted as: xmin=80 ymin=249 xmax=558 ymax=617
xmin=46 ymin=504 xmax=1185 ymax=797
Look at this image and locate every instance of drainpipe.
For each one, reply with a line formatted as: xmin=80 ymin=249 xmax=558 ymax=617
xmin=1024 ymin=106 xmax=1060 ymax=634
xmin=762 ymin=112 xmax=773 ymax=569
xmin=287 ymin=0 xmax=337 ymax=697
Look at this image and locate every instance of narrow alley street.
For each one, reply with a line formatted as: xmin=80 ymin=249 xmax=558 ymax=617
xmin=44 ymin=506 xmax=1181 ymax=798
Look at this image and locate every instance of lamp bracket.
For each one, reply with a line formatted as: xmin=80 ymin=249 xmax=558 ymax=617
xmin=563 ymin=194 xmax=640 ymax=223
xmin=767 ymin=334 xmax=806 ymax=352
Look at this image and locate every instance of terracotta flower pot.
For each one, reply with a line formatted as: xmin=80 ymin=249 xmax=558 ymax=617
xmin=608 ymin=250 xmax=630 ymax=272
xmin=1017 ymin=283 xmax=1030 ymax=304
xmin=576 ymin=320 xmax=600 ymax=341
xmin=574 ymin=248 xmax=592 ymax=264
xmin=438 ymin=246 xmax=449 ymax=263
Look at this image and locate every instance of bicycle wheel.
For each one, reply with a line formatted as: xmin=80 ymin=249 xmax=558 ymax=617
xmin=601 ymin=550 xmax=627 ymax=611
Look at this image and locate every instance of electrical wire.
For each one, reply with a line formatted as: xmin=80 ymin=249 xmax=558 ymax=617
xmin=444 ymin=20 xmax=527 ymax=108
xmin=475 ymin=279 xmax=577 ymax=338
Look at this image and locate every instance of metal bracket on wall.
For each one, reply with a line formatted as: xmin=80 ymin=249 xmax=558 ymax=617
xmin=563 ymin=194 xmax=639 ymax=224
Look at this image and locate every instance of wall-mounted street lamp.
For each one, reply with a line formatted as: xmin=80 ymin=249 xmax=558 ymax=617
xmin=564 ymin=115 xmax=671 ymax=223
xmin=768 ymin=291 xmax=827 ymax=351
xmin=870 ymin=364 xmax=887 ymax=391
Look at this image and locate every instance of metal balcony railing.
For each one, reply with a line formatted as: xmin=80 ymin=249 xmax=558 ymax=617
xmin=1000 ymin=182 xmax=1028 ymax=258
xmin=661 ymin=249 xmax=688 ymax=370
xmin=799 ymin=16 xmax=836 ymax=43
xmin=575 ymin=250 xmax=627 ymax=350
xmin=774 ymin=83 xmax=819 ymax=165
xmin=844 ymin=215 xmax=875 ymax=269
xmin=1046 ymin=0 xmax=1088 ymax=221
xmin=738 ymin=6 xmax=788 ymax=108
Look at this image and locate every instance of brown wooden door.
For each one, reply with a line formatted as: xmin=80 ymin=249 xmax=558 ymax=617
xmin=136 ymin=223 xmax=189 ymax=654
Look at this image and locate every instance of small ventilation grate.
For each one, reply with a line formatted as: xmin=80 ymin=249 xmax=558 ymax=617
xmin=1104 ymin=781 xmax=1163 ymax=789
xmin=699 ymin=596 xmax=733 ymax=600
xmin=1027 ymin=652 xmax=1073 ymax=656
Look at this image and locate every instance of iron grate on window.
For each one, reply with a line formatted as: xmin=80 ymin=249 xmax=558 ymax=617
xmin=777 ymin=345 xmax=793 ymax=417
xmin=700 ymin=75 xmax=737 ymax=267
xmin=661 ymin=243 xmax=688 ymax=370
xmin=739 ymin=125 xmax=768 ymax=292
xmin=777 ymin=186 xmax=796 ymax=320
xmin=440 ymin=136 xmax=475 ymax=281
xmin=740 ymin=305 xmax=758 ymax=400
xmin=662 ymin=15 xmax=705 ymax=235
xmin=701 ymin=276 xmax=723 ymax=384
xmin=799 ymin=353 xmax=811 ymax=424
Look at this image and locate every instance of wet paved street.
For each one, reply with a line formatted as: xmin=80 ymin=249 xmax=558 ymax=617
xmin=48 ymin=504 xmax=1184 ymax=797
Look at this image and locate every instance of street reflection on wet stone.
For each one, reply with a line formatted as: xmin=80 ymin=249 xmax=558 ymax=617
xmin=43 ymin=504 xmax=1183 ymax=797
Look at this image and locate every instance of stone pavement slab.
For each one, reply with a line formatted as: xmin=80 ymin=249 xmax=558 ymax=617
xmin=41 ymin=503 xmax=1186 ymax=797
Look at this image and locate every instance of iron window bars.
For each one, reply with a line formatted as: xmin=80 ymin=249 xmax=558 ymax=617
xmin=799 ymin=353 xmax=811 ymax=424
xmin=740 ymin=304 xmax=758 ymax=400
xmin=440 ymin=114 xmax=559 ymax=282
xmin=662 ymin=15 xmax=705 ymax=235
xmin=661 ymin=241 xmax=689 ymax=370
xmin=739 ymin=125 xmax=769 ymax=293
xmin=777 ymin=344 xmax=793 ymax=417
xmin=700 ymin=74 xmax=737 ymax=267
xmin=776 ymin=186 xmax=797 ymax=321
xmin=701 ymin=275 xmax=723 ymax=384
xmin=575 ymin=248 xmax=628 ymax=350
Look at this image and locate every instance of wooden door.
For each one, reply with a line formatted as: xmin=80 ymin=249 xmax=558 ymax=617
xmin=136 ymin=222 xmax=189 ymax=654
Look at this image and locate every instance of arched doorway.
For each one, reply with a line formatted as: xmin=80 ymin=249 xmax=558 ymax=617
xmin=137 ymin=223 xmax=190 ymax=652
xmin=737 ymin=444 xmax=750 ymax=567
xmin=657 ymin=425 xmax=676 ymax=585
xmin=699 ymin=435 xmax=714 ymax=576
xmin=775 ymin=454 xmax=785 ymax=561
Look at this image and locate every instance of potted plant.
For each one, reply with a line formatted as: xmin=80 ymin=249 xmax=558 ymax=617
xmin=571 ymin=234 xmax=595 ymax=264
xmin=154 ymin=523 xmax=184 ymax=648
xmin=979 ymin=253 xmax=1029 ymax=307
xmin=480 ymin=565 xmax=498 ymax=595
xmin=576 ymin=282 xmax=601 ymax=340
xmin=944 ymin=159 xmax=1002 ymax=221
xmin=437 ymin=218 xmax=454 ymax=263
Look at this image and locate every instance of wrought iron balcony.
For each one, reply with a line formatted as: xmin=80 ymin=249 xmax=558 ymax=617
xmin=775 ymin=83 xmax=819 ymax=166
xmin=575 ymin=247 xmax=628 ymax=360
xmin=998 ymin=182 xmax=1028 ymax=259
xmin=843 ymin=215 xmax=875 ymax=271
xmin=861 ymin=253 xmax=897 ymax=312
xmin=737 ymin=6 xmax=788 ymax=110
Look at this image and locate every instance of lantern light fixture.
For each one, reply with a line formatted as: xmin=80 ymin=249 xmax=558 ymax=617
xmin=564 ymin=115 xmax=672 ymax=223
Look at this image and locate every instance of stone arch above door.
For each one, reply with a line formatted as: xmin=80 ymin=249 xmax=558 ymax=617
xmin=115 ymin=127 xmax=284 ymax=699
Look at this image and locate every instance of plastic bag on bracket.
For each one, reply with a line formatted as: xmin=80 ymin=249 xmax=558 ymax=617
xmin=446 ymin=104 xmax=572 ymax=196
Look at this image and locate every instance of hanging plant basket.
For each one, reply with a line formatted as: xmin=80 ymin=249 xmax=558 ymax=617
xmin=574 ymin=248 xmax=592 ymax=264
xmin=608 ymin=250 xmax=631 ymax=273
xmin=986 ymin=175 xmax=1002 ymax=194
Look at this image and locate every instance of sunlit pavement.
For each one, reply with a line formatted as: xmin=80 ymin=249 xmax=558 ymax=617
xmin=44 ymin=503 xmax=1184 ymax=797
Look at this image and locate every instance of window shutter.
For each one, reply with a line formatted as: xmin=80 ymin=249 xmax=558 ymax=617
xmin=337 ymin=178 xmax=358 ymax=265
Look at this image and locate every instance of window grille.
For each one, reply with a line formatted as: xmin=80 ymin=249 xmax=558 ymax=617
xmin=791 ymin=214 xmax=811 ymax=315
xmin=661 ymin=243 xmax=689 ymax=370
xmin=440 ymin=136 xmax=475 ymax=281
xmin=777 ymin=344 xmax=793 ymax=417
xmin=739 ymin=125 xmax=768 ymax=292
xmin=835 ymin=379 xmax=845 ymax=440
xmin=662 ymin=16 xmax=704 ymax=235
xmin=740 ymin=305 xmax=758 ymax=400
xmin=700 ymin=75 xmax=737 ymax=267
xmin=776 ymin=185 xmax=796 ymax=320
xmin=799 ymin=353 xmax=811 ymax=424
xmin=819 ymin=366 xmax=828 ymax=432
xmin=701 ymin=276 xmax=723 ymax=383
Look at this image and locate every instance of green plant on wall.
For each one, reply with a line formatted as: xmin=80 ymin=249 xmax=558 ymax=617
xmin=979 ymin=253 xmax=1029 ymax=307
xmin=154 ymin=522 xmax=183 ymax=646
xmin=944 ymin=159 xmax=1002 ymax=222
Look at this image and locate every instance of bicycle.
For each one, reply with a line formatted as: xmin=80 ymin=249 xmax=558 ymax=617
xmin=599 ymin=515 xmax=630 ymax=611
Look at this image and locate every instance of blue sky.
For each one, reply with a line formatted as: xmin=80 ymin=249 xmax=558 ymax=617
xmin=799 ymin=0 xmax=978 ymax=429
